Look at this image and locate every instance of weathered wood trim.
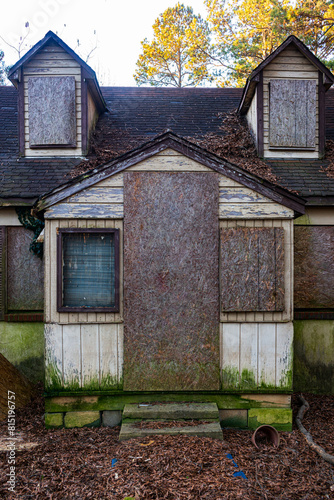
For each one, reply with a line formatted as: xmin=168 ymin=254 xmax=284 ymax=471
xmin=257 ymin=71 xmax=264 ymax=157
xmin=18 ymin=80 xmax=25 ymax=156
xmin=56 ymin=227 xmax=120 ymax=313
xmin=45 ymin=203 xmax=124 ymax=219
xmin=219 ymin=202 xmax=293 ymax=219
xmin=318 ymin=70 xmax=325 ymax=157
xmin=81 ymin=69 xmax=88 ymax=154
xmin=36 ymin=134 xmax=305 ymax=216
xmin=0 ymin=226 xmax=7 ymax=320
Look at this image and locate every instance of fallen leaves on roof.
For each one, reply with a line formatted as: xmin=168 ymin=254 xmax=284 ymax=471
xmin=69 ymin=110 xmax=279 ymax=186
xmin=324 ymin=140 xmax=334 ymax=178
xmin=187 ymin=111 xmax=279 ymax=184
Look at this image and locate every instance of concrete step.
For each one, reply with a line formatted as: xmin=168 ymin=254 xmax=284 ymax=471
xmin=122 ymin=402 xmax=219 ymax=420
xmin=119 ymin=420 xmax=223 ymax=441
xmin=119 ymin=403 xmax=223 ymax=441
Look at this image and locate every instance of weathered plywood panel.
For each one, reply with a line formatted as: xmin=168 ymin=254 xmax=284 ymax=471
xmin=7 ymin=227 xmax=44 ymax=310
xmin=269 ymin=79 xmax=316 ymax=149
xmin=124 ymin=171 xmax=220 ymax=391
xmin=220 ymin=227 xmax=284 ymax=312
xmin=294 ymin=226 xmax=334 ymax=308
xmin=28 ymin=76 xmax=76 ymax=147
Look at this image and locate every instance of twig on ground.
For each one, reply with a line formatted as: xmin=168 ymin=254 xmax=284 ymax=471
xmin=296 ymin=394 xmax=334 ymax=466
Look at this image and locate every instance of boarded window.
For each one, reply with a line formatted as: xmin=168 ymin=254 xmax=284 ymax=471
xmin=269 ymin=79 xmax=316 ymax=149
xmin=58 ymin=229 xmax=119 ymax=312
xmin=294 ymin=226 xmax=334 ymax=309
xmin=7 ymin=227 xmax=44 ymax=310
xmin=28 ymin=76 xmax=76 ymax=147
xmin=220 ymin=227 xmax=285 ymax=312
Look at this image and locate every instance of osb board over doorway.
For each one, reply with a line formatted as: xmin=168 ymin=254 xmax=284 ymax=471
xmin=123 ymin=171 xmax=220 ymax=391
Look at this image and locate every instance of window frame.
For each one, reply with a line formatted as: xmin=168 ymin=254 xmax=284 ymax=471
xmin=57 ymin=227 xmax=120 ymax=313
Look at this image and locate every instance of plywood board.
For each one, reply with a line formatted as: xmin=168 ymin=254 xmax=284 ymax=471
xmin=123 ymin=171 xmax=220 ymax=391
xmin=220 ymin=227 xmax=285 ymax=312
xmin=294 ymin=226 xmax=334 ymax=308
xmin=7 ymin=227 xmax=44 ymax=310
xmin=28 ymin=76 xmax=76 ymax=147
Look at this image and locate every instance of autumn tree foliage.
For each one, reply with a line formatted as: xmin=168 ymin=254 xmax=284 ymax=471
xmin=134 ymin=3 xmax=212 ymax=87
xmin=205 ymin=0 xmax=334 ymax=86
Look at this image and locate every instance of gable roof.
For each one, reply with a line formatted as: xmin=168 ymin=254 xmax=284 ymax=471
xmin=1 ymin=85 xmax=334 ymax=205
xmin=8 ymin=30 xmax=106 ymax=112
xmin=35 ymin=131 xmax=305 ymax=216
xmin=238 ymin=35 xmax=334 ymax=115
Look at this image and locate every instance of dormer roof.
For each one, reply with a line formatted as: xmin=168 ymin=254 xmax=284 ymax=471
xmin=238 ymin=35 xmax=334 ymax=115
xmin=8 ymin=30 xmax=107 ymax=113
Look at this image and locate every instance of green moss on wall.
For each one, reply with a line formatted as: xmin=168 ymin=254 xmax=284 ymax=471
xmin=0 ymin=322 xmax=44 ymax=383
xmin=294 ymin=320 xmax=334 ymax=394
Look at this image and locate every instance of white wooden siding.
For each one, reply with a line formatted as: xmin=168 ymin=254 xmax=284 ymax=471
xmin=45 ymin=323 xmax=123 ymax=389
xmin=220 ymin=322 xmax=293 ymax=389
xmin=262 ymin=45 xmax=319 ymax=159
xmin=246 ymin=87 xmax=258 ymax=143
xmin=44 ymin=218 xmax=123 ymax=324
xmin=23 ymin=41 xmax=82 ymax=157
xmin=220 ymin=219 xmax=293 ymax=322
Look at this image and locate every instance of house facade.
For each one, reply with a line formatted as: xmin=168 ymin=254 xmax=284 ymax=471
xmin=0 ymin=32 xmax=333 ymax=430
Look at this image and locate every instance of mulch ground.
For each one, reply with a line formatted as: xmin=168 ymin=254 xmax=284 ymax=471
xmin=0 ymin=387 xmax=333 ymax=499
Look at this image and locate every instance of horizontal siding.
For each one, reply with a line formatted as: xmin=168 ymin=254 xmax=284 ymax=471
xmin=246 ymin=87 xmax=257 ymax=143
xmin=219 ymin=219 xmax=293 ymax=322
xmin=262 ymin=45 xmax=319 ymax=159
xmin=45 ymin=323 xmax=123 ymax=390
xmin=23 ymin=41 xmax=82 ymax=157
xmin=45 ymin=218 xmax=123 ymax=324
xmin=220 ymin=322 xmax=293 ymax=390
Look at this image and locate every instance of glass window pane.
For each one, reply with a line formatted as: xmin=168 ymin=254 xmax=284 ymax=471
xmin=62 ymin=232 xmax=115 ymax=308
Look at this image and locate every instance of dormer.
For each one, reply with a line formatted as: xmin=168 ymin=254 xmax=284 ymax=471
xmin=238 ymin=36 xmax=334 ymax=159
xmin=8 ymin=31 xmax=107 ymax=157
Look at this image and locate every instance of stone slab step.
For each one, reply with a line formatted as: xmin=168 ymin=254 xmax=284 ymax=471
xmin=119 ymin=421 xmax=223 ymax=441
xmin=122 ymin=402 xmax=219 ymax=420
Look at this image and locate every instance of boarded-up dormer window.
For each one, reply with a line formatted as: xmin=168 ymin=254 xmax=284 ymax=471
xmin=28 ymin=76 xmax=76 ymax=148
xmin=269 ymin=79 xmax=316 ymax=149
xmin=220 ymin=227 xmax=285 ymax=312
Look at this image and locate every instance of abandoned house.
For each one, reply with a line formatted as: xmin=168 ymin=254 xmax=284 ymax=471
xmin=0 ymin=31 xmax=333 ymax=433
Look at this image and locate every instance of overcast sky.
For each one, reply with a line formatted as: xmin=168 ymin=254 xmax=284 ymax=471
xmin=0 ymin=0 xmax=208 ymax=86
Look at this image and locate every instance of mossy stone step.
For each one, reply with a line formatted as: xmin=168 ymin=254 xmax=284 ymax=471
xmin=119 ymin=421 xmax=223 ymax=441
xmin=122 ymin=402 xmax=219 ymax=420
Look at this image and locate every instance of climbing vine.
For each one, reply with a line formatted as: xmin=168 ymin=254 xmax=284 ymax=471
xmin=16 ymin=207 xmax=44 ymax=258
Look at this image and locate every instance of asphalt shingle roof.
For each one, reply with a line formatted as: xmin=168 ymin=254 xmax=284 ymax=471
xmin=0 ymin=85 xmax=334 ymax=203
